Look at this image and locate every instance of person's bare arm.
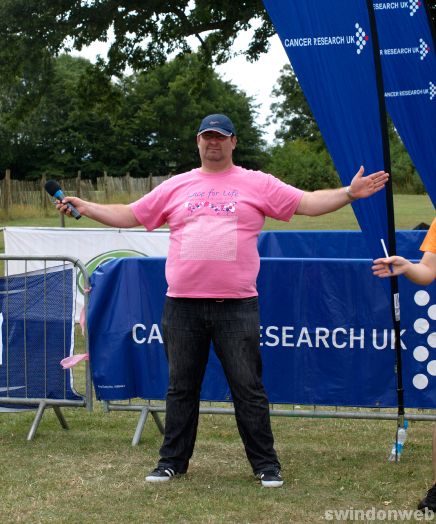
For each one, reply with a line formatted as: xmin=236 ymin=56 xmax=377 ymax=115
xmin=295 ymin=166 xmax=389 ymax=217
xmin=372 ymin=251 xmax=436 ymax=285
xmin=57 ymin=197 xmax=140 ymax=228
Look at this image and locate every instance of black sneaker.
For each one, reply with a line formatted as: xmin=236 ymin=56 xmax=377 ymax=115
xmin=256 ymin=468 xmax=284 ymax=488
xmin=418 ymin=483 xmax=436 ymax=511
xmin=145 ymin=466 xmax=179 ymax=483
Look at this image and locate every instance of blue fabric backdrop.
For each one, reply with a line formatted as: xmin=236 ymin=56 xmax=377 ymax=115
xmin=375 ymin=1 xmax=436 ymax=206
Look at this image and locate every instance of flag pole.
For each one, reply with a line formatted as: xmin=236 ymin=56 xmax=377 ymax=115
xmin=366 ymin=0 xmax=405 ymax=448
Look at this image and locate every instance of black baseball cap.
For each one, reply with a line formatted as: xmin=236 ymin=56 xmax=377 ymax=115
xmin=197 ymin=114 xmax=236 ymax=136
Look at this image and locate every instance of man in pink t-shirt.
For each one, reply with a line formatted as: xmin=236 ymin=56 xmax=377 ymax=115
xmin=58 ymin=113 xmax=389 ymax=488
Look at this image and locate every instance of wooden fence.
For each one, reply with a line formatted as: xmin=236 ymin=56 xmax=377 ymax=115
xmin=0 ymin=170 xmax=171 ymax=213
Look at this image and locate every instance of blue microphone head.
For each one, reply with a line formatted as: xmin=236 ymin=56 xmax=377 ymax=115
xmin=45 ymin=179 xmax=65 ymax=201
xmin=44 ymin=180 xmax=62 ymax=197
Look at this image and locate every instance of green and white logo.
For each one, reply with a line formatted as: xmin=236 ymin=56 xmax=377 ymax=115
xmin=78 ymin=249 xmax=147 ymax=294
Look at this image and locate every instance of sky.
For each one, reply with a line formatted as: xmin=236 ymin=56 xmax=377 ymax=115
xmin=73 ymin=30 xmax=289 ymax=144
xmin=216 ymin=34 xmax=289 ymax=143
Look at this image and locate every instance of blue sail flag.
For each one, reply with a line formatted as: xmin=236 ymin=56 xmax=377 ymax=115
xmin=262 ymin=0 xmax=390 ymax=260
xmin=374 ymin=1 xmax=436 ymax=207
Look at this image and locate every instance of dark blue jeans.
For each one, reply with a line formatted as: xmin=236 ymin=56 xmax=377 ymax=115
xmin=158 ymin=296 xmax=280 ymax=474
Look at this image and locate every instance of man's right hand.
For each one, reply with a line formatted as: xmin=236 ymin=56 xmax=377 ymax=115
xmin=56 ymin=196 xmax=88 ymax=217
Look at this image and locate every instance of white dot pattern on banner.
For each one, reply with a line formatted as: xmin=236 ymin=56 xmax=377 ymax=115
xmin=415 ymin=290 xmax=430 ymax=306
xmin=419 ymin=39 xmax=430 ymax=60
xmin=413 ymin=289 xmax=435 ymax=390
xmin=409 ymin=0 xmax=419 ymax=16
xmin=414 ymin=346 xmax=429 ymax=362
xmin=354 ymin=23 xmax=367 ymax=55
xmin=430 ymin=82 xmax=436 ymax=101
xmin=428 ymin=333 xmax=436 ymax=348
xmin=413 ymin=374 xmax=429 ymax=390
xmin=428 ymin=361 xmax=436 ymax=376
xmin=414 ymin=318 xmax=430 ymax=334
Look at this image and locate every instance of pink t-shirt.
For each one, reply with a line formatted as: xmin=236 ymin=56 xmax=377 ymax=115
xmin=130 ymin=165 xmax=304 ymax=298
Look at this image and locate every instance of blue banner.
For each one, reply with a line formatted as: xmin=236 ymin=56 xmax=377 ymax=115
xmin=374 ymin=1 xmax=436 ymax=207
xmin=0 ymin=266 xmax=81 ymax=402
xmin=257 ymin=229 xmax=426 ymax=259
xmin=88 ymin=231 xmax=436 ymax=409
xmin=261 ymin=0 xmax=390 ymax=261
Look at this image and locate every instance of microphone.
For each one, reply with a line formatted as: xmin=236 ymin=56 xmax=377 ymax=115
xmin=44 ymin=180 xmax=81 ymax=220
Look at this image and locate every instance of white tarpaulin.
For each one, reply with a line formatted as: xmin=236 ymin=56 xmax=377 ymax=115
xmin=3 ymin=227 xmax=170 ymax=320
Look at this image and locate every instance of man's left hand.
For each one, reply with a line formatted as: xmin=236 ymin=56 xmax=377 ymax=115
xmin=348 ymin=166 xmax=389 ymax=200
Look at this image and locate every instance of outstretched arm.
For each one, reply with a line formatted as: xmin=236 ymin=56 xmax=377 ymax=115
xmin=372 ymin=251 xmax=436 ymax=286
xmin=56 ymin=196 xmax=140 ymax=228
xmin=295 ymin=166 xmax=389 ymax=217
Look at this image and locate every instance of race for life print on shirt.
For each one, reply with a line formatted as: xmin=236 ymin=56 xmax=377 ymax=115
xmin=130 ymin=166 xmax=304 ymax=298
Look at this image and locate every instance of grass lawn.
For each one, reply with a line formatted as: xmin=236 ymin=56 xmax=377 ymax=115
xmin=1 ymin=406 xmax=435 ymax=523
xmin=0 ymin=194 xmax=435 ymax=523
xmin=264 ymin=194 xmax=434 ymax=231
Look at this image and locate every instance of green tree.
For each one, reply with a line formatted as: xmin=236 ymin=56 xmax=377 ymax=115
xmin=55 ymin=57 xmax=124 ymax=178
xmin=0 ymin=0 xmax=435 ymax=86
xmin=0 ymin=53 xmax=265 ymax=179
xmin=0 ymin=54 xmax=123 ymax=179
xmin=388 ymin=122 xmax=425 ymax=195
xmin=105 ymin=53 xmax=266 ymax=177
xmin=269 ymin=65 xmax=322 ymax=143
xmin=266 ymin=139 xmax=339 ymax=191
xmin=266 ymin=63 xmax=339 ymax=191
xmin=0 ymin=0 xmax=274 ymax=80
xmin=0 ymin=62 xmax=55 ymax=178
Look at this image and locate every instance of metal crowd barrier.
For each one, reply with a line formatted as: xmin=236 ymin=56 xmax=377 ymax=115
xmin=0 ymin=255 xmax=91 ymax=440
xmin=101 ymin=399 xmax=436 ymax=447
